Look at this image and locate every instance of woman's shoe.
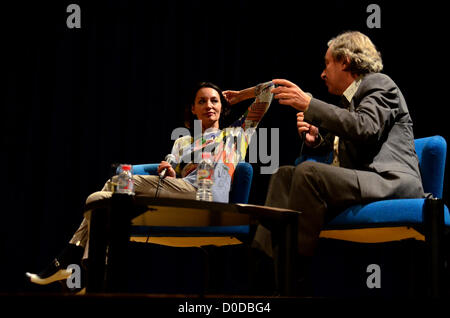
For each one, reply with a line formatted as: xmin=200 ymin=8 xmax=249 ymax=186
xmin=26 ymin=259 xmax=73 ymax=285
xmin=26 ymin=244 xmax=84 ymax=285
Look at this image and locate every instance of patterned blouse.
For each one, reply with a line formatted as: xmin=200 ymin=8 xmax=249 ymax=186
xmin=170 ymin=81 xmax=274 ymax=202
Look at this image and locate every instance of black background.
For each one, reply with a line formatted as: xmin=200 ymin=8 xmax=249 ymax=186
xmin=1 ymin=0 xmax=448 ymax=292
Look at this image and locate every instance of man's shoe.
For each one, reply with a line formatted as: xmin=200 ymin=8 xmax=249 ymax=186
xmin=26 ymin=244 xmax=84 ymax=285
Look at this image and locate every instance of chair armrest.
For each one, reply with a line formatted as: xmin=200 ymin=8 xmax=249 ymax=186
xmin=132 ymin=163 xmax=159 ymax=176
xmin=229 ymin=162 xmax=253 ymax=204
xmin=414 ymin=135 xmax=447 ymax=198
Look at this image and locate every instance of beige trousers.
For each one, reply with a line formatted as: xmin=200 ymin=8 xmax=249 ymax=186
xmin=69 ymin=175 xmax=197 ymax=259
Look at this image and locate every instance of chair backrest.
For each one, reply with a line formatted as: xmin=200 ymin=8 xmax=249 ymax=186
xmin=414 ymin=135 xmax=447 ymax=198
xmin=229 ymin=162 xmax=253 ymax=204
xmin=294 ymin=135 xmax=447 ymax=199
xmin=131 ymin=162 xmax=253 ymax=204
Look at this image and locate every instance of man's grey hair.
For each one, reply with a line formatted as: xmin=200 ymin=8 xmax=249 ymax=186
xmin=328 ymin=31 xmax=383 ymax=75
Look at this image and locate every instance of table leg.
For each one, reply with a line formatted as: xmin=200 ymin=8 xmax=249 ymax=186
xmin=277 ymin=219 xmax=298 ymax=296
xmin=86 ymin=207 xmax=108 ymax=293
xmin=104 ymin=194 xmax=132 ymax=292
xmin=86 ymin=194 xmax=133 ymax=293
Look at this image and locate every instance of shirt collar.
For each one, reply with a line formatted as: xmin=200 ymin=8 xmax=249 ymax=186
xmin=342 ymin=75 xmax=363 ymax=104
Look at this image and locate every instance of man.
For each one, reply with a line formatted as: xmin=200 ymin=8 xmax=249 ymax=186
xmin=266 ymin=31 xmax=425 ymax=259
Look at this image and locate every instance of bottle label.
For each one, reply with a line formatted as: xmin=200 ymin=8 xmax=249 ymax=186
xmin=116 ymin=171 xmax=135 ymax=194
xmin=123 ymin=179 xmax=133 ymax=190
xmin=197 ymin=169 xmax=212 ymax=180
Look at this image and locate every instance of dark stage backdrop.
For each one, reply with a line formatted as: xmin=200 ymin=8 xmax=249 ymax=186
xmin=1 ymin=0 xmax=448 ymax=292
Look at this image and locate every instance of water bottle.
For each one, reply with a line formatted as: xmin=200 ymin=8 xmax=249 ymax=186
xmin=196 ymin=152 xmax=214 ymax=201
xmin=116 ymin=164 xmax=135 ymax=195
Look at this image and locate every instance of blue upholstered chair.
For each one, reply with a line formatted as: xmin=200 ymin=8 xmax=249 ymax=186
xmin=296 ymin=135 xmax=449 ymax=297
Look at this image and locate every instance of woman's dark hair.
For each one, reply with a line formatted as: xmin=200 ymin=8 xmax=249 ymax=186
xmin=184 ymin=81 xmax=230 ymax=129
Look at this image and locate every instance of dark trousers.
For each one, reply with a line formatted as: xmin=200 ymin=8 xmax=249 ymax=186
xmin=265 ymin=161 xmax=425 ymax=256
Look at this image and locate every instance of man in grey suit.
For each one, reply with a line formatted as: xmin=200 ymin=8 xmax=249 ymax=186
xmin=265 ymin=31 xmax=425 ymax=259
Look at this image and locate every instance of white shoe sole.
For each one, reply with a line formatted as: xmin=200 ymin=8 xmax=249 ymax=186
xmin=26 ymin=269 xmax=73 ymax=285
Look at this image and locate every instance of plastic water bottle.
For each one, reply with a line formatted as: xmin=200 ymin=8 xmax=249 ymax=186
xmin=116 ymin=164 xmax=135 ymax=195
xmin=196 ymin=152 xmax=214 ymax=201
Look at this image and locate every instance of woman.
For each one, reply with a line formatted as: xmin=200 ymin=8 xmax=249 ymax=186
xmin=26 ymin=80 xmax=274 ymax=287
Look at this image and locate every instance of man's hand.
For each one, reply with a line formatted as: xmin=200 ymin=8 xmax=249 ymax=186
xmin=271 ymin=79 xmax=311 ymax=111
xmin=297 ymin=112 xmax=319 ymax=146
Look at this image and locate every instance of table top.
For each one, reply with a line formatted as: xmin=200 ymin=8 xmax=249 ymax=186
xmin=84 ymin=195 xmax=301 ymax=227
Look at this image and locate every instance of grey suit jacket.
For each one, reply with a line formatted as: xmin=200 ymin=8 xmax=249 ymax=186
xmin=304 ymin=72 xmax=423 ymax=198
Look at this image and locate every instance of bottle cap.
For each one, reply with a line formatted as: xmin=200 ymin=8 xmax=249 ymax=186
xmin=121 ymin=164 xmax=132 ymax=171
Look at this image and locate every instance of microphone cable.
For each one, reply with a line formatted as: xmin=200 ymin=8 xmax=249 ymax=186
xmin=154 ymin=174 xmax=164 ymax=200
xmin=153 ymin=154 xmax=176 ymax=200
xmin=299 ymin=131 xmax=307 ymax=159
xmin=154 ymin=177 xmax=162 ymax=199
xmin=147 ymin=174 xmax=164 ymax=243
xmin=147 ymin=170 xmax=166 ymax=243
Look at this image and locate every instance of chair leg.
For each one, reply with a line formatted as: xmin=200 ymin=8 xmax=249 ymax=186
xmin=424 ymin=197 xmax=445 ymax=298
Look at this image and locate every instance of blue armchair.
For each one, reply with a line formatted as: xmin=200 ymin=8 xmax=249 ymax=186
xmin=297 ymin=135 xmax=449 ymax=297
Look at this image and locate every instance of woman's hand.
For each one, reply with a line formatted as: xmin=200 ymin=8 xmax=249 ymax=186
xmin=223 ymin=86 xmax=256 ymax=105
xmin=297 ymin=112 xmax=319 ymax=147
xmin=157 ymin=161 xmax=176 ymax=178
xmin=223 ymin=90 xmax=242 ymax=105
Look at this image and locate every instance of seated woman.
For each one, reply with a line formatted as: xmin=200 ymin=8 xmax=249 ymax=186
xmin=26 ymin=80 xmax=274 ymax=287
